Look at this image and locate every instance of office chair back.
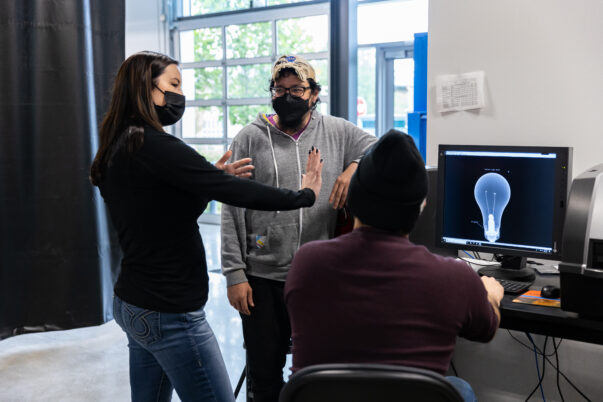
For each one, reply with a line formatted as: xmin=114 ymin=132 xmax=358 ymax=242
xmin=279 ymin=363 xmax=464 ymax=402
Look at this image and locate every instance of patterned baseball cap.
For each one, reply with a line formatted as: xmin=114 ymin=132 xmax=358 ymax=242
xmin=272 ymin=55 xmax=316 ymax=82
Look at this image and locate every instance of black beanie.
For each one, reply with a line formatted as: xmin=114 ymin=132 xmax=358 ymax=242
xmin=348 ymin=129 xmax=428 ymax=232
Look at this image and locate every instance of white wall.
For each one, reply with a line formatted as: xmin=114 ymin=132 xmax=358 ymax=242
xmin=428 ymin=1 xmax=603 ymax=400
xmin=125 ymin=0 xmax=171 ymax=136
xmin=427 ymin=0 xmax=603 ymax=177
xmin=125 ymin=0 xmax=167 ymax=57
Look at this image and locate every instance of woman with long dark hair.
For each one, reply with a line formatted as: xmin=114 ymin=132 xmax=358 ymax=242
xmin=90 ymin=51 xmax=322 ymax=402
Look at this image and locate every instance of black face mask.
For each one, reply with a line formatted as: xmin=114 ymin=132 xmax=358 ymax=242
xmin=272 ymin=94 xmax=311 ymax=129
xmin=154 ymin=88 xmax=186 ymax=126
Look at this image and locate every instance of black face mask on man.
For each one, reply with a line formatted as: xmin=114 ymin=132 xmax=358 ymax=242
xmin=272 ymin=94 xmax=312 ymax=129
xmin=154 ymin=87 xmax=186 ymax=126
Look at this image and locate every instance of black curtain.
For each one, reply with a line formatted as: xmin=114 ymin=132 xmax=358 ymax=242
xmin=0 ymin=0 xmax=124 ymax=339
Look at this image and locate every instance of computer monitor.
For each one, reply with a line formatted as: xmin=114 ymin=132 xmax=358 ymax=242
xmin=435 ymin=145 xmax=572 ymax=281
xmin=409 ymin=167 xmax=457 ymax=257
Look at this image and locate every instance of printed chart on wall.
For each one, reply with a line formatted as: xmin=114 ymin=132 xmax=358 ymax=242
xmin=436 ymin=71 xmax=485 ymax=113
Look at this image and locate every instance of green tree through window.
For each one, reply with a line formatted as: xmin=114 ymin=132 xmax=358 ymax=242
xmin=227 ymin=23 xmax=272 ymax=59
xmin=189 ymin=18 xmax=324 ymax=128
xmin=192 ymin=27 xmax=222 ymax=61
xmin=178 ymin=2 xmax=329 ymax=218
xmin=193 ymin=68 xmax=222 ymax=100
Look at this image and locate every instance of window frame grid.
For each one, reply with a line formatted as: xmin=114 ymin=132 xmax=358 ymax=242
xmin=172 ymin=2 xmax=330 ymax=143
xmin=171 ymin=2 xmax=330 ymax=221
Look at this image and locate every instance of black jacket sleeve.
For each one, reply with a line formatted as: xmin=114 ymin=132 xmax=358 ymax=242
xmin=134 ymin=128 xmax=315 ymax=211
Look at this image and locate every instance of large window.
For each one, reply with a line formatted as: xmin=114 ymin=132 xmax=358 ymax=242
xmin=356 ymin=0 xmax=428 ymax=137
xmin=173 ymin=2 xmax=330 ymax=221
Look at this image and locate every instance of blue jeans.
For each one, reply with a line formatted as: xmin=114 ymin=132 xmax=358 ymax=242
xmin=446 ymin=376 xmax=478 ymax=402
xmin=113 ymin=295 xmax=235 ymax=402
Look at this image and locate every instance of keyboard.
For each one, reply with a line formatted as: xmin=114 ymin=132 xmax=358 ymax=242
xmin=497 ymin=279 xmax=533 ymax=295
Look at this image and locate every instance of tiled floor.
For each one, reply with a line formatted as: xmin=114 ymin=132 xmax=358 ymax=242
xmin=0 ymin=224 xmax=291 ymax=401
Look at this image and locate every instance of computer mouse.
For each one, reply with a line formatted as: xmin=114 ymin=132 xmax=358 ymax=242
xmin=540 ymin=285 xmax=561 ymax=299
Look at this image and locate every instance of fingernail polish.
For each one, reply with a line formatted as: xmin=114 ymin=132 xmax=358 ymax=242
xmin=320 ymin=159 xmax=323 ymax=162
xmin=308 ymin=150 xmax=311 ymax=154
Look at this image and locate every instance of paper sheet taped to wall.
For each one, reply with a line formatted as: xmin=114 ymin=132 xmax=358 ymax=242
xmin=436 ymin=71 xmax=485 ymax=112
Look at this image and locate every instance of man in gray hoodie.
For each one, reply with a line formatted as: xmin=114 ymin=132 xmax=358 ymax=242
xmin=221 ymin=55 xmax=376 ymax=402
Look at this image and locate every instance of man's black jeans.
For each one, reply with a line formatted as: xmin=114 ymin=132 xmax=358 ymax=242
xmin=241 ymin=275 xmax=291 ymax=402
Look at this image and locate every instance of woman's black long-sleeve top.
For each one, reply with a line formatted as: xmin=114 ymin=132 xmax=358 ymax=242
xmin=98 ymin=127 xmax=315 ymax=312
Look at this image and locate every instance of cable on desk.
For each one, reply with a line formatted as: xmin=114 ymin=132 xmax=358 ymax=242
xmin=553 ymin=337 xmax=564 ymax=402
xmin=450 ymin=360 xmax=458 ymax=376
xmin=507 ymin=331 xmax=562 ymax=357
xmin=507 ymin=331 xmax=592 ymax=402
xmin=462 ymin=250 xmax=474 ymax=259
xmin=525 ymin=333 xmax=547 ymax=401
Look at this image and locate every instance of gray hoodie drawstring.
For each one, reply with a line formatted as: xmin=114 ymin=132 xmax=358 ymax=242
xmin=266 ymin=124 xmax=281 ymax=214
xmin=266 ymin=124 xmax=280 ymax=189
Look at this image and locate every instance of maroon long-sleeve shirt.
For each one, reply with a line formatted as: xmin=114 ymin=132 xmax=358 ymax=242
xmin=285 ymin=226 xmax=498 ymax=375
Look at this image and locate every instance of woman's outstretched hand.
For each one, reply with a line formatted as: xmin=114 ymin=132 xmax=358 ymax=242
xmin=301 ymin=147 xmax=323 ymax=200
xmin=215 ymin=150 xmax=254 ymax=178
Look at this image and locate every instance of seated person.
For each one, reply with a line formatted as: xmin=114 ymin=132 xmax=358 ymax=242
xmin=284 ymin=130 xmax=504 ymax=401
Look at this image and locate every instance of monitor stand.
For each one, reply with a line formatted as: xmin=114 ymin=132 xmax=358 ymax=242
xmin=478 ymin=256 xmax=536 ymax=282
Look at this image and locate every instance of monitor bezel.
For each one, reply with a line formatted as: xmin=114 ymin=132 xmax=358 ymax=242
xmin=435 ymin=144 xmax=572 ymax=261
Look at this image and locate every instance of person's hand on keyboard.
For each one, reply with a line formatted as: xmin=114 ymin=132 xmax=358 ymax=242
xmin=481 ymin=276 xmax=504 ymax=314
xmin=496 ymin=279 xmax=532 ymax=294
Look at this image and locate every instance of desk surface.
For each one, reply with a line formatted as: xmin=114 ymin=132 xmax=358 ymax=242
xmin=499 ymin=272 xmax=603 ymax=345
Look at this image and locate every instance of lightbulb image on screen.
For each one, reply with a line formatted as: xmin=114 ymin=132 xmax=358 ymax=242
xmin=474 ymin=173 xmax=511 ymax=242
